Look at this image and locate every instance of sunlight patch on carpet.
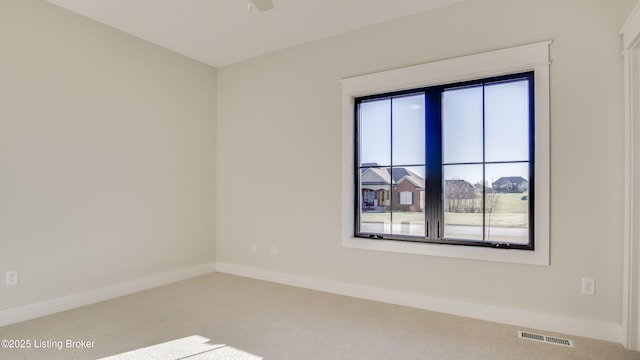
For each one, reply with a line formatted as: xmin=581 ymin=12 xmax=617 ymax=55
xmin=99 ymin=335 xmax=262 ymax=360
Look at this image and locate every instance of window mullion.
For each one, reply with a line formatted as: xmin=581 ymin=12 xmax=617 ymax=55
xmin=425 ymin=88 xmax=443 ymax=240
xmin=482 ymin=84 xmax=487 ymax=242
xmin=389 ymin=99 xmax=394 ymax=234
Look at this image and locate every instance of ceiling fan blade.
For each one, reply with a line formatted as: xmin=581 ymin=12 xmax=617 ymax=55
xmin=251 ymin=0 xmax=274 ymax=11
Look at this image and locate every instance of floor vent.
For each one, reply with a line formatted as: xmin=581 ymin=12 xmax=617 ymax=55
xmin=518 ymin=331 xmax=574 ymax=348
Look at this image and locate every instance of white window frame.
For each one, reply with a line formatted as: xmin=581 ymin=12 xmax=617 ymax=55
xmin=341 ymin=42 xmax=551 ymax=266
xmin=399 ymin=191 xmax=413 ymax=206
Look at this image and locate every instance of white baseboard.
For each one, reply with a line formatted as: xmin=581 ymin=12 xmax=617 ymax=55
xmin=1 ymin=261 xmax=624 ymax=346
xmin=0 ymin=262 xmax=217 ymax=328
xmin=216 ymin=262 xmax=624 ymax=345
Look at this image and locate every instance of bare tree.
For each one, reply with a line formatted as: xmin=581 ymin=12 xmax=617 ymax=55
xmin=445 ymin=180 xmax=478 ymax=212
xmin=485 ymin=192 xmax=501 ymax=240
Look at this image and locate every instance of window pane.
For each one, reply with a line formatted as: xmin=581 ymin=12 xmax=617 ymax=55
xmin=442 ymin=86 xmax=483 ymax=164
xmin=359 ymin=100 xmax=391 ymax=166
xmin=485 ymin=80 xmax=529 ymax=162
xmin=392 ymin=94 xmax=425 ymax=166
xmin=359 ymin=166 xmax=392 ymax=235
xmin=391 ymin=166 xmax=425 ymax=237
xmin=443 ymin=164 xmax=483 ymax=241
xmin=485 ymin=163 xmax=529 ymax=244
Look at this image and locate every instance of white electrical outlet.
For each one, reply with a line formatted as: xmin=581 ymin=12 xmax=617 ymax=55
xmin=251 ymin=243 xmax=257 ymax=254
xmin=270 ymin=245 xmax=277 ymax=256
xmin=581 ymin=278 xmax=595 ymax=295
xmin=6 ymin=270 xmax=18 ymax=286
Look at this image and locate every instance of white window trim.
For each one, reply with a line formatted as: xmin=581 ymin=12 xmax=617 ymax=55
xmin=622 ymin=3 xmax=640 ymax=350
xmin=341 ymin=41 xmax=551 ymax=266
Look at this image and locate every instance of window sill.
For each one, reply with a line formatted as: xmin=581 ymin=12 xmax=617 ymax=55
xmin=343 ymin=236 xmax=549 ymax=266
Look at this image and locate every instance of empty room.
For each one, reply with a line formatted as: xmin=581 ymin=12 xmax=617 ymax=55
xmin=2 ymin=0 xmax=640 ymax=359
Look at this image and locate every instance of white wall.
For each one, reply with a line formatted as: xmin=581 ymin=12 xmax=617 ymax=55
xmin=0 ymin=0 xmax=217 ymax=310
xmin=1 ymin=0 xmax=636 ymax=345
xmin=217 ymin=0 xmax=636 ymax=340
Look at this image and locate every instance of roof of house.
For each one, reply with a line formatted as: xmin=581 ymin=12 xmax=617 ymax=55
xmin=361 ymin=164 xmax=424 ymax=189
xmin=395 ymin=168 xmax=425 ymax=189
xmin=493 ymin=176 xmax=528 ymax=185
xmin=361 ymin=167 xmax=392 ymax=185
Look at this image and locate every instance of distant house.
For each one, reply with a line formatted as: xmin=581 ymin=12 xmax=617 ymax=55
xmin=360 ymin=167 xmax=393 ymax=210
xmin=360 ymin=165 xmax=424 ymax=212
xmin=392 ymin=168 xmax=425 ymax=212
xmin=492 ymin=176 xmax=528 ymax=193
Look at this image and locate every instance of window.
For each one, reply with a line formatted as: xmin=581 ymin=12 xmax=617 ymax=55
xmin=341 ymin=42 xmax=550 ymax=265
xmin=399 ymin=192 xmax=413 ymax=206
xmin=355 ymin=72 xmax=533 ymax=250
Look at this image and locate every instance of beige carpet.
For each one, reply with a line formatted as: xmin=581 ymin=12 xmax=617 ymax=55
xmin=0 ymin=273 xmax=638 ymax=360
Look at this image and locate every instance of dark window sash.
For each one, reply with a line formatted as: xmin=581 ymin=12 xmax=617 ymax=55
xmin=354 ymin=72 xmax=534 ymax=250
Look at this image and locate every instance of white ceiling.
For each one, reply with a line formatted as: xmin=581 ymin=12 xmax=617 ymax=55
xmin=44 ymin=0 xmax=463 ymax=67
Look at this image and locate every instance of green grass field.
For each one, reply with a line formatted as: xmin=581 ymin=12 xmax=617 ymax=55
xmin=361 ymin=192 xmax=528 ymax=228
